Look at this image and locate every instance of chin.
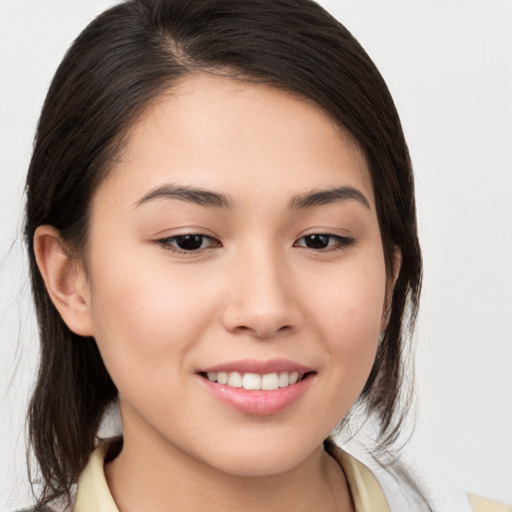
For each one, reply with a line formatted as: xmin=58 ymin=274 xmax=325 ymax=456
xmin=198 ymin=436 xmax=320 ymax=477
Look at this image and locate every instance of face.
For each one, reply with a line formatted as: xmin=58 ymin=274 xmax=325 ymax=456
xmin=80 ymin=74 xmax=389 ymax=476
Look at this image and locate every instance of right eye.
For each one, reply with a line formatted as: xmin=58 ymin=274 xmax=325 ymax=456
xmin=156 ymin=234 xmax=221 ymax=253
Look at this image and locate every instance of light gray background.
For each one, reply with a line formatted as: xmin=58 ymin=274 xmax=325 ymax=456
xmin=1 ymin=1 xmax=511 ymax=510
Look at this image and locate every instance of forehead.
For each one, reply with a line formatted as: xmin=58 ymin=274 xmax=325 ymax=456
xmin=97 ymin=74 xmax=374 ymax=208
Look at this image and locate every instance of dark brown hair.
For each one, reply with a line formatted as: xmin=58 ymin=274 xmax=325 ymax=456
xmin=25 ymin=0 xmax=422 ymax=507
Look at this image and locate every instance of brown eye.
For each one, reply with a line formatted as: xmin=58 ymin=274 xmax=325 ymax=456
xmin=158 ymin=234 xmax=221 ymax=252
xmin=303 ymin=234 xmax=330 ymax=249
xmin=175 ymin=235 xmax=206 ymax=251
xmin=295 ymin=234 xmax=355 ymax=250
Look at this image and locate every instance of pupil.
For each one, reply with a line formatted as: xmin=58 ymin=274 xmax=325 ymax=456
xmin=305 ymin=234 xmax=329 ymax=249
xmin=177 ymin=235 xmax=203 ymax=250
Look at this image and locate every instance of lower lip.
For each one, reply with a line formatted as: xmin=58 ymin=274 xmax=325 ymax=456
xmin=199 ymin=374 xmax=314 ymax=416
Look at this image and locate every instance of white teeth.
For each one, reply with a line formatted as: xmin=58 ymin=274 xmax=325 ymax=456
xmin=227 ymin=371 xmax=243 ymax=388
xmin=261 ymin=373 xmax=279 ymax=390
xmin=278 ymin=371 xmax=289 ymax=388
xmin=206 ymin=370 xmax=304 ymax=390
xmin=242 ymin=373 xmax=261 ymax=390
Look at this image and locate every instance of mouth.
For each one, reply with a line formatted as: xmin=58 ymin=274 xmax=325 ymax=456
xmin=199 ymin=370 xmax=310 ymax=390
xmin=197 ymin=360 xmax=316 ymax=415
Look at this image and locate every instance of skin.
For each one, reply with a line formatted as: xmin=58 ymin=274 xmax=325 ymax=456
xmin=35 ymin=75 xmax=396 ymax=511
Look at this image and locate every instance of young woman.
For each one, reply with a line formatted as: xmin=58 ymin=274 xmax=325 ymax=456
xmin=19 ymin=0 xmax=509 ymax=511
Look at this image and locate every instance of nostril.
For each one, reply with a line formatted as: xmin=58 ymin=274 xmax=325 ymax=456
xmin=221 ymin=302 xmax=302 ymax=338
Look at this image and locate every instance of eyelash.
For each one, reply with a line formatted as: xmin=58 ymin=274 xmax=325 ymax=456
xmin=155 ymin=233 xmax=355 ymax=255
xmin=293 ymin=233 xmax=355 ymax=251
xmin=156 ymin=234 xmax=221 ymax=254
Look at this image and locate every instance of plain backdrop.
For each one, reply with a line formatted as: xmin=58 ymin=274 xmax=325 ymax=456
xmin=1 ymin=0 xmax=511 ymax=510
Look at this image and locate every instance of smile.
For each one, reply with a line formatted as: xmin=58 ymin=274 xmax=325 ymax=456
xmin=198 ymin=360 xmax=315 ymax=415
xmin=204 ymin=371 xmax=303 ymax=390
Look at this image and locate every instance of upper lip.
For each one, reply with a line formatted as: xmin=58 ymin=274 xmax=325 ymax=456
xmin=198 ymin=358 xmax=314 ymax=375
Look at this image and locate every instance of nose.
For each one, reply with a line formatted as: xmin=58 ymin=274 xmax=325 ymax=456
xmin=221 ymin=248 xmax=303 ymax=339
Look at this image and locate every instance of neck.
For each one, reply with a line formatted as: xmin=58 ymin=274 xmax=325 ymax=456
xmin=105 ymin=430 xmax=353 ymax=512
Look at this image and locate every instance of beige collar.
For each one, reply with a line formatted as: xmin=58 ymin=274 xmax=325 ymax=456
xmin=74 ymin=438 xmax=390 ymax=512
xmin=74 ymin=440 xmax=119 ymax=512
xmin=326 ymin=442 xmax=390 ymax=512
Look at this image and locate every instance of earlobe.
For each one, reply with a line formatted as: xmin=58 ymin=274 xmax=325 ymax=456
xmin=34 ymin=225 xmax=94 ymax=337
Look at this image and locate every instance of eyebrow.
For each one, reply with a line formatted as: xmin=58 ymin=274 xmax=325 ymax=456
xmin=134 ymin=184 xmax=233 ymax=209
xmin=134 ymin=183 xmax=370 ymax=211
xmin=289 ymin=186 xmax=371 ymax=210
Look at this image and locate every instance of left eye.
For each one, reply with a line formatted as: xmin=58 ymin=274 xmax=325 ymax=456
xmin=294 ymin=234 xmax=354 ymax=250
xmin=158 ymin=234 xmax=220 ymax=252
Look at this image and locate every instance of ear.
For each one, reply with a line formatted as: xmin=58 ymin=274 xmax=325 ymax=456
xmin=34 ymin=225 xmax=94 ymax=337
xmin=381 ymin=247 xmax=402 ymax=332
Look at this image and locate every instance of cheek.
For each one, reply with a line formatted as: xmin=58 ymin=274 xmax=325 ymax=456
xmin=304 ymin=252 xmax=387 ymax=392
xmin=85 ymin=253 xmax=218 ymax=385
xmin=309 ymin=252 xmax=387 ymax=337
